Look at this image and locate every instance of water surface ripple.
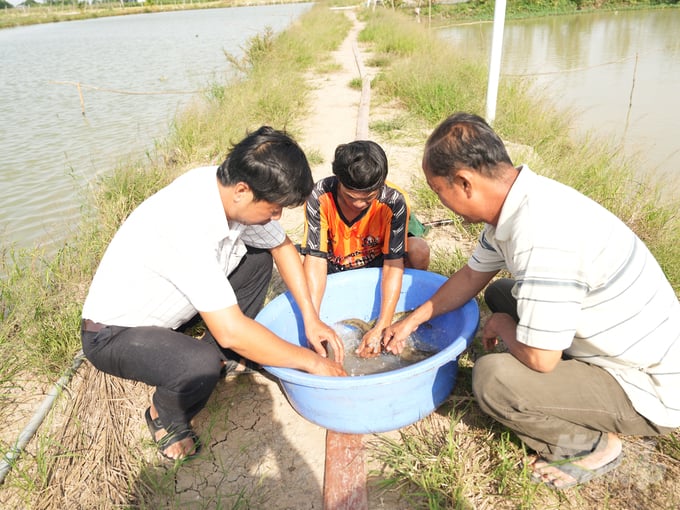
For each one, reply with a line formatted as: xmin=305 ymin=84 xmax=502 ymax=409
xmin=438 ymin=8 xmax=680 ymax=197
xmin=0 ymin=4 xmax=311 ymax=251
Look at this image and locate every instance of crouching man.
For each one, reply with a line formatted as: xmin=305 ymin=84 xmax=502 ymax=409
xmin=81 ymin=126 xmax=346 ymax=461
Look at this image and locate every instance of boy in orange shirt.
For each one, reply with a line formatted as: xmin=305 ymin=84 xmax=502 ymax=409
xmin=301 ymin=140 xmax=430 ymax=357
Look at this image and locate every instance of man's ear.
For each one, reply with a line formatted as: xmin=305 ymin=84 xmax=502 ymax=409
xmin=455 ymin=170 xmax=474 ymax=198
xmin=232 ymin=182 xmax=251 ymax=202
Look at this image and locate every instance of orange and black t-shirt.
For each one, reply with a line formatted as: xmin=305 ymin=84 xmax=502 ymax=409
xmin=301 ymin=176 xmax=410 ymax=273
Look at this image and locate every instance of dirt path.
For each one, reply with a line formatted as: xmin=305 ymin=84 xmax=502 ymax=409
xmin=280 ymin=7 xmax=372 ymax=236
xmin=280 ymin=7 xmax=426 ymax=239
xmin=172 ymin=9 xmax=415 ymax=509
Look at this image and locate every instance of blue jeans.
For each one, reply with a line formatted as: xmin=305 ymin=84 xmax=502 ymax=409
xmin=81 ymin=246 xmax=272 ymax=433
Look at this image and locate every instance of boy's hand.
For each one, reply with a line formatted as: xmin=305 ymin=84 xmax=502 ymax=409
xmin=356 ymin=326 xmax=384 ymax=358
xmin=382 ymin=316 xmax=418 ymax=355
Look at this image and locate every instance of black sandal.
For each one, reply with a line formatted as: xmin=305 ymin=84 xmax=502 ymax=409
xmin=145 ymin=407 xmax=164 ymax=438
xmin=145 ymin=407 xmax=202 ymax=461
xmin=220 ymin=357 xmax=261 ymax=377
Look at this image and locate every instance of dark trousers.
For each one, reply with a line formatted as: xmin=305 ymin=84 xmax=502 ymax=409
xmin=81 ymin=246 xmax=272 ymax=433
xmin=473 ymin=278 xmax=673 ymax=460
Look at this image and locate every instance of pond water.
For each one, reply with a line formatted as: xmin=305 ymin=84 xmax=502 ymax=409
xmin=438 ymin=8 xmax=680 ymax=198
xmin=3 ymin=6 xmax=677 ymax=254
xmin=0 ymin=3 xmax=311 ymax=252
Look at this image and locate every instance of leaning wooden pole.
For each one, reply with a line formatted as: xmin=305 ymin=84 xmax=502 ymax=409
xmin=323 ymin=432 xmax=368 ymax=509
xmin=322 ymin=13 xmax=372 ymax=510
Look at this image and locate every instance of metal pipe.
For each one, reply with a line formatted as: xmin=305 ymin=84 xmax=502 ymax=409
xmin=0 ymin=350 xmax=85 ymax=485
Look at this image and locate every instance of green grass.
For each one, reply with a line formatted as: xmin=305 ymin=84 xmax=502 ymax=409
xmin=422 ymin=0 xmax=680 ymax=24
xmin=0 ymin=0 xmax=306 ymax=30
xmin=368 ymin=397 xmax=543 ymax=509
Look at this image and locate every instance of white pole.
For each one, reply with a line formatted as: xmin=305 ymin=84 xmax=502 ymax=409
xmin=485 ymin=0 xmax=507 ymax=125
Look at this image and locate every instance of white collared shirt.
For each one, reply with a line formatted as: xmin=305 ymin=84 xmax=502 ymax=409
xmin=82 ymin=166 xmax=285 ymax=329
xmin=469 ymin=165 xmax=680 ymax=427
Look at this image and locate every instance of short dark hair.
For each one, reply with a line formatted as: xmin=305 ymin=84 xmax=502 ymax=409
xmin=332 ymin=140 xmax=388 ymax=192
xmin=217 ymin=126 xmax=313 ymax=207
xmin=424 ymin=112 xmax=513 ymax=179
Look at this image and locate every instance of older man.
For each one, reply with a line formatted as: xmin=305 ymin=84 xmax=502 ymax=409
xmin=384 ymin=112 xmax=679 ymax=489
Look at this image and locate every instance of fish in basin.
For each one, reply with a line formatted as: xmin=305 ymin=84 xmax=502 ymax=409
xmin=331 ymin=311 xmax=437 ymax=376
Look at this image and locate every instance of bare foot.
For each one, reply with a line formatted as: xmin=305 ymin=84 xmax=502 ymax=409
xmin=149 ymin=405 xmax=199 ymax=460
xmin=530 ymin=432 xmax=623 ymax=489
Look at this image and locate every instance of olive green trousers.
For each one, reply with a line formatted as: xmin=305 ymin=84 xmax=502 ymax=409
xmin=472 ymin=278 xmax=674 ymax=461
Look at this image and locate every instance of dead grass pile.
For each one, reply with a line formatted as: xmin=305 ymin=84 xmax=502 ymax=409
xmin=31 ymin=361 xmax=149 ymax=509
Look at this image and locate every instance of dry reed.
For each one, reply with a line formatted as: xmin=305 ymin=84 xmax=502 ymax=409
xmin=32 ymin=362 xmax=150 ymax=509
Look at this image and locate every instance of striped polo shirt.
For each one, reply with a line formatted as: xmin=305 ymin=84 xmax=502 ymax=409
xmin=469 ymin=165 xmax=680 ymax=428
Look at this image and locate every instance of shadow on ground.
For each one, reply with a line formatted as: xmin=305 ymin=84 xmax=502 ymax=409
xmin=130 ymin=372 xmax=326 ymax=509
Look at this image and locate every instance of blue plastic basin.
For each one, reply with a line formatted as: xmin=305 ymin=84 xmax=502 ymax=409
xmin=256 ymin=268 xmax=479 ymax=434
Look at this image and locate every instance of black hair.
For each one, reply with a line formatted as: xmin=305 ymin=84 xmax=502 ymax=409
xmin=424 ymin=112 xmax=513 ymax=179
xmin=331 ymin=140 xmax=388 ymax=192
xmin=216 ymin=126 xmax=313 ymax=207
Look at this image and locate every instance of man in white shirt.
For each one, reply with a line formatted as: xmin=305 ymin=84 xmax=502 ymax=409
xmin=81 ymin=126 xmax=346 ymax=461
xmin=383 ymin=113 xmax=679 ymax=490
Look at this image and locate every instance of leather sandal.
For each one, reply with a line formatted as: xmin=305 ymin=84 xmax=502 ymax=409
xmin=220 ymin=357 xmax=260 ymax=378
xmin=145 ymin=407 xmax=201 ymax=461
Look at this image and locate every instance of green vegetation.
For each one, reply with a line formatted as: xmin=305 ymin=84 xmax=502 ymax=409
xmin=1 ymin=0 xmax=679 ymax=508
xmin=414 ymin=0 xmax=679 ymax=24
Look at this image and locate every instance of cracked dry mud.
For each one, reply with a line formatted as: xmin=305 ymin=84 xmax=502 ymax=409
xmin=168 ymin=10 xmax=420 ymax=509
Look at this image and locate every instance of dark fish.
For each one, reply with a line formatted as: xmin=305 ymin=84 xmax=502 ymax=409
xmin=330 ymin=310 xmax=439 ymax=375
xmin=335 ymin=310 xmax=417 ymax=354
